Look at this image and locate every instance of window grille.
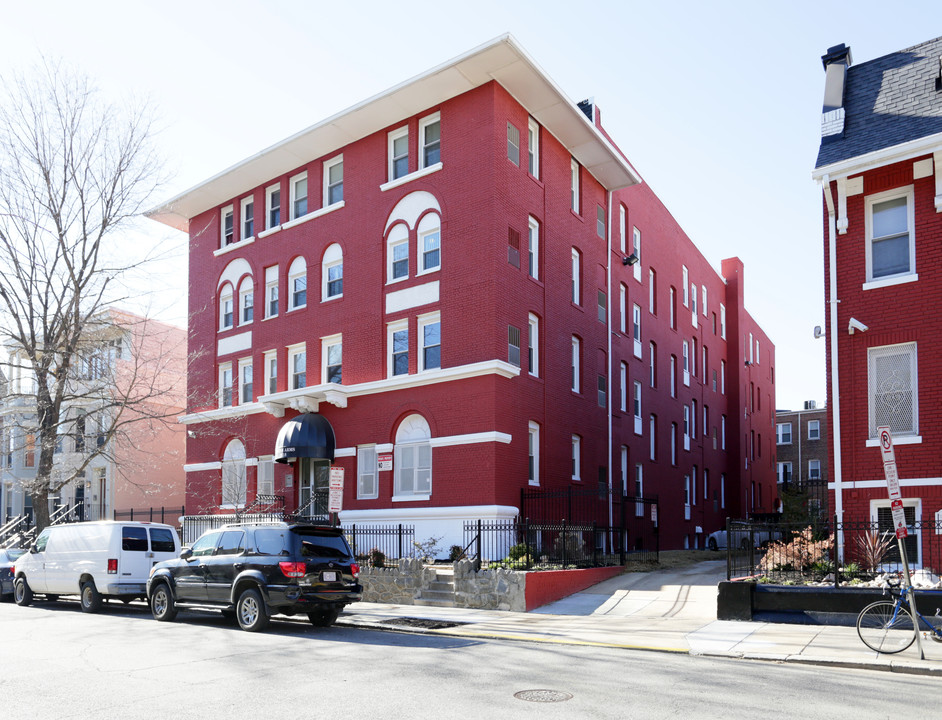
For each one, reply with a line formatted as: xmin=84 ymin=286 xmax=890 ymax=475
xmin=868 ymin=343 xmax=917 ymax=437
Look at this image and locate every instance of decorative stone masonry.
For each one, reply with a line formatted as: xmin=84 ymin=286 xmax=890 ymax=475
xmin=453 ymin=559 xmax=526 ymax=612
xmin=358 ymin=558 xmax=526 ymax=611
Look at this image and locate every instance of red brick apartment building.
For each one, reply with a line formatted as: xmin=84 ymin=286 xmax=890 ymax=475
xmin=149 ymin=35 xmax=776 ymax=551
xmin=813 ymin=37 xmax=942 ymax=561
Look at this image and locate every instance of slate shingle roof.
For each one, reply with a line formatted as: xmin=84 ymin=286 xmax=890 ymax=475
xmin=815 ymin=36 xmax=942 ymax=169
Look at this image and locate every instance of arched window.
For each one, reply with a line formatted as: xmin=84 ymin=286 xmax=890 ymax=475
xmin=238 ymin=277 xmax=254 ymax=325
xmin=387 ymin=224 xmax=409 ymax=283
xmin=221 ymin=439 xmax=246 ymax=507
xmin=288 ymin=256 xmax=307 ymax=310
xmin=417 ymin=213 xmax=441 ymax=274
xmin=219 ymin=283 xmax=234 ymax=330
xmin=322 ymin=243 xmax=343 ymax=300
xmin=394 ymin=414 xmax=431 ymax=497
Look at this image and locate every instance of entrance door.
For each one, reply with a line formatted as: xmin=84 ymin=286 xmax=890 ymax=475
xmin=74 ymin=482 xmax=85 ymax=522
xmin=298 ymin=458 xmax=329 ymax=519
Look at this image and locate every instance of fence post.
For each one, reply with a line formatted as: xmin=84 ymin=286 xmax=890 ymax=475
xmin=620 ymin=493 xmax=627 ymax=565
xmin=833 ymin=515 xmax=840 ymax=590
xmin=398 ymin=524 xmax=403 ymax=561
xmin=592 ymin=521 xmax=598 ymax=567
xmin=351 ymin=524 xmax=358 ymax=559
xmin=562 ymin=518 xmax=568 ymax=567
xmin=524 ymin=517 xmax=531 ymax=571
xmin=475 ymin=519 xmax=482 ymax=572
xmin=130 ymin=509 xmax=134 ymax=521
xmin=726 ymin=516 xmax=732 ymax=581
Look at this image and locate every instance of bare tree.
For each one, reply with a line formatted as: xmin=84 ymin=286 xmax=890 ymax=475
xmin=0 ymin=59 xmax=176 ymax=532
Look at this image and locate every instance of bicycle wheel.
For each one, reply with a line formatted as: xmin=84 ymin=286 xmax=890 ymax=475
xmin=856 ymin=601 xmax=916 ymax=654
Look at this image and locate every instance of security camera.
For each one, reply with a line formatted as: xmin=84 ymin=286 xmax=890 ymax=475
xmin=848 ymin=318 xmax=869 ymax=335
xmin=813 ymin=326 xmax=824 ymax=339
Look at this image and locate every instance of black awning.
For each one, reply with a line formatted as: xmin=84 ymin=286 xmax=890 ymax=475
xmin=274 ymin=413 xmax=336 ymax=464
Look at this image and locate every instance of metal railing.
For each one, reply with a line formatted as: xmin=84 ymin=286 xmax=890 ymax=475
xmin=461 ymin=516 xmax=658 ymax=571
xmin=343 ymin=523 xmax=415 ymax=566
xmin=114 ymin=506 xmax=186 ymax=525
xmin=726 ymin=516 xmax=942 ymax=584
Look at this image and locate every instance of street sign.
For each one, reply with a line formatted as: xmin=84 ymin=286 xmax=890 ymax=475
xmin=877 ymin=426 xmax=902 ymax=501
xmin=377 ymin=453 xmax=393 ymax=471
xmin=650 ymin=505 xmax=657 ymax=525
xmin=891 ymin=498 xmax=908 ymax=539
xmin=328 ymin=467 xmax=344 ymax=513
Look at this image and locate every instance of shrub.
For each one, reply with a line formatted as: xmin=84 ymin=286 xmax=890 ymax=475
xmin=367 ymin=547 xmax=385 ymax=568
xmin=412 ymin=535 xmax=443 ymax=563
xmin=507 ymin=543 xmax=528 ymax=560
xmin=854 ymin=531 xmax=893 ymax=573
xmin=448 ymin=544 xmax=466 ymax=562
xmin=552 ymin=530 xmax=585 ymax=564
xmin=758 ymin=526 xmax=832 ymax=576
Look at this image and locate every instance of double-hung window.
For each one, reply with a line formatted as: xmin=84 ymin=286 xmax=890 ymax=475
xmin=322 ymin=335 xmax=342 ymax=384
xmin=633 ymin=227 xmax=642 ymax=281
xmin=219 ymin=364 xmax=233 ymax=407
xmin=571 ymin=435 xmax=581 ymax=481
xmin=508 ymin=325 xmax=521 ymax=367
xmin=419 ymin=113 xmax=440 ymax=168
xmin=868 ymin=342 xmax=918 ymax=438
xmin=527 ymin=118 xmax=539 ymax=177
xmin=388 ymin=225 xmax=409 ymax=282
xmin=322 ymin=244 xmax=343 ymax=300
xmin=571 ymin=336 xmax=581 ymax=392
xmin=570 ymin=158 xmax=579 ymax=213
xmin=288 ymin=257 xmax=307 ymax=310
xmin=867 ymin=187 xmax=914 ymax=283
xmin=239 ymin=279 xmax=253 ymax=325
xmin=289 ymin=345 xmax=306 ymax=390
xmin=808 ymin=420 xmax=820 ymax=440
xmin=239 ymin=359 xmax=253 ymax=404
xmin=418 ymin=214 xmax=441 ymax=274
xmin=357 ymin=446 xmax=378 ymax=499
xmin=571 ymin=249 xmax=581 ymax=305
xmin=265 ymin=266 xmax=279 ymax=318
xmin=528 ymin=422 xmax=540 ymax=486
xmin=388 ymin=321 xmax=409 ymax=377
xmin=527 ymin=313 xmax=539 ymax=377
xmin=419 ymin=313 xmax=441 ymax=372
xmin=266 ymin=184 xmax=281 ymax=229
xmin=220 ymin=285 xmax=234 ymax=330
xmin=389 ymin=127 xmax=409 ymax=181
xmin=324 ymin=156 xmax=343 ymax=206
xmin=507 ymin=122 xmax=520 ymax=165
xmin=240 ymin=196 xmax=254 ymax=240
xmin=264 ymin=350 xmax=277 ymax=395
xmin=221 ymin=206 xmax=234 ymax=247
xmin=776 ymin=423 xmax=792 ymax=445
xmin=632 ymin=304 xmax=642 ymax=357
xmin=527 ymin=217 xmax=539 ymax=280
xmin=290 ymin=172 xmax=308 ymax=220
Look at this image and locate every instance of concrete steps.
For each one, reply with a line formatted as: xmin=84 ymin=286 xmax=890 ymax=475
xmin=414 ymin=568 xmax=455 ymax=608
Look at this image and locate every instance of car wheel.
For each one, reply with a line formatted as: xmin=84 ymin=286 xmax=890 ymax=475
xmin=235 ymin=588 xmax=269 ymax=632
xmin=308 ymin=607 xmax=341 ymax=628
xmin=150 ymin=582 xmax=178 ymax=622
xmin=80 ymin=581 xmax=103 ymax=613
xmin=708 ymin=537 xmax=718 ymax=552
xmin=14 ymin=577 xmax=32 ymax=606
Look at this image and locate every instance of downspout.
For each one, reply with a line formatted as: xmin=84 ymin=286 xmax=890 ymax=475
xmin=822 ymin=175 xmax=844 ymax=546
xmin=606 ymin=190 xmax=614 ymax=532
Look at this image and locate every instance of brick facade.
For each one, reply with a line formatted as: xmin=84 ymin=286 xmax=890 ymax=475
xmin=153 ymin=37 xmax=776 ymax=551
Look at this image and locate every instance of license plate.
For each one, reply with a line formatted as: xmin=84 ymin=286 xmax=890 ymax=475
xmin=322 ymin=571 xmax=338 ymax=582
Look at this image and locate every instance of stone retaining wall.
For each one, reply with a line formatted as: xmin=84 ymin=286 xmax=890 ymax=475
xmin=359 ymin=558 xmax=437 ymax=605
xmin=453 ymin=560 xmax=526 ymax=611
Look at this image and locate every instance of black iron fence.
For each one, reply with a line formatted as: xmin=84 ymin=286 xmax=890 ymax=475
xmin=114 ymin=506 xmax=185 ymax=525
xmin=462 ymin=514 xmax=658 ymax=571
xmin=342 ymin=523 xmax=415 ymax=566
xmin=726 ymin=516 xmax=942 ymax=584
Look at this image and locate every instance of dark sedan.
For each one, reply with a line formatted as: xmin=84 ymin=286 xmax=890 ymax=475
xmin=0 ymin=548 xmax=27 ymax=600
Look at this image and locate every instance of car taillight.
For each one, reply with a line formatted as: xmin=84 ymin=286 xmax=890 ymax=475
xmin=107 ymin=558 xmax=118 ymax=574
xmin=351 ymin=563 xmax=360 ymax=578
xmin=279 ymin=561 xmax=305 ymax=578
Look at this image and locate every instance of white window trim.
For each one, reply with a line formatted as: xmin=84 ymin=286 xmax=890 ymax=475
xmin=527 ymin=117 xmax=540 ymax=178
xmin=619 ymin=284 xmax=627 ymax=334
xmin=529 ymin=421 xmax=540 ymax=486
xmin=289 ymin=171 xmax=308 ymax=221
xmin=868 ymin=341 xmax=918 ymax=439
xmin=418 ymin=311 xmax=441 ymax=373
xmin=571 ymin=434 xmax=581 ymax=481
xmin=633 ymin=381 xmax=643 ymax=435
xmin=288 ymin=342 xmax=306 ymax=390
xmin=865 ymin=185 xmax=915 ymax=285
xmin=571 ymin=336 xmax=580 ymax=392
xmin=633 ymin=227 xmax=641 ymax=282
xmin=417 ymin=217 xmax=442 ymax=277
xmin=238 ymin=280 xmax=254 ymax=327
xmin=379 ymin=162 xmax=442 ymax=193
xmin=238 ymin=358 xmax=253 ymax=404
xmin=701 ymin=285 xmax=707 ymax=318
xmin=288 ymin=259 xmax=307 ymax=311
xmin=219 ymin=285 xmax=234 ymax=331
xmin=265 ymin=183 xmax=281 ymax=231
xmin=682 ymin=266 xmax=689 ymax=307
xmin=808 ymin=420 xmax=820 ymax=441
xmin=720 ymin=304 xmax=727 ymax=340
xmin=263 ymin=349 xmax=277 ymax=396
xmin=570 ymin=158 xmax=579 ymax=213
xmin=220 ymin=205 xmax=234 ymax=247
xmin=321 ymin=333 xmax=342 ymax=385
xmin=528 ymin=313 xmax=539 ymax=378
xmin=419 ymin=112 xmax=441 ymax=171
xmin=387 ymin=320 xmax=409 ymax=378
xmin=527 ymin=216 xmax=539 ymax=281
xmin=388 ymin=125 xmax=409 ymax=183
xmin=633 ymin=304 xmax=642 ymax=358
xmin=240 ymin=196 xmax=255 ymax=243
xmin=322 ymin=244 xmax=343 ymax=302
xmin=387 ymin=225 xmax=409 ymax=285
xmin=620 ymin=362 xmax=627 ymax=412
xmin=357 ymin=445 xmax=378 ymax=500
xmin=219 ymin=363 xmax=233 ymax=409
xmin=619 ymin=206 xmax=626 ymax=254
xmin=323 ymin=154 xmax=343 ymax=208
xmin=572 ymin=248 xmax=581 ymax=305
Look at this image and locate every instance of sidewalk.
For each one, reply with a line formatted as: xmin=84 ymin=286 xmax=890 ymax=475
xmin=338 ymin=560 xmax=942 ymax=676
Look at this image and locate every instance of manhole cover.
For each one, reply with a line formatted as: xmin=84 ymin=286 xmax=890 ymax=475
xmin=514 ymin=689 xmax=573 ymax=703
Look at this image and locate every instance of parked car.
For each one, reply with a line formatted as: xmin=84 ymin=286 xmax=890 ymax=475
xmin=706 ymin=525 xmax=782 ymax=551
xmin=146 ymin=521 xmax=362 ymax=632
xmin=0 ymin=548 xmax=27 ymax=600
xmin=13 ymin=521 xmax=181 ymax=612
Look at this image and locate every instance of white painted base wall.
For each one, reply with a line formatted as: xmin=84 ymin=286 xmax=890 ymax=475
xmin=339 ymin=504 xmax=519 ymax=560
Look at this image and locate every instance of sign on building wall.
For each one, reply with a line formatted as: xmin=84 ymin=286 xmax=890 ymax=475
xmin=377 ymin=453 xmax=393 ymax=472
xmin=328 ymin=466 xmax=344 ymax=513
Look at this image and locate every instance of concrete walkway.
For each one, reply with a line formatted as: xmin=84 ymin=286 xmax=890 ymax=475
xmin=339 ymin=560 xmax=942 ymax=676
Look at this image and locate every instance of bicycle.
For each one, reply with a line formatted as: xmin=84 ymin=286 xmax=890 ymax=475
xmin=856 ymin=576 xmax=942 ymax=654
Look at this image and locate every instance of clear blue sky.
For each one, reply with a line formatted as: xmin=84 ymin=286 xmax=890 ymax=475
xmin=2 ymin=0 xmax=937 ymax=410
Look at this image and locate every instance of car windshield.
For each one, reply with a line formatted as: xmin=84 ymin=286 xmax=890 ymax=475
xmin=2 ymin=549 xmax=25 ymax=562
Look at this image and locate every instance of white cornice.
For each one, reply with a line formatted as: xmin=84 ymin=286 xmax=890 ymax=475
xmin=147 ymin=34 xmax=641 ymax=232
xmin=179 ymin=359 xmax=520 ymax=425
xmin=812 ymin=131 xmax=942 ymax=182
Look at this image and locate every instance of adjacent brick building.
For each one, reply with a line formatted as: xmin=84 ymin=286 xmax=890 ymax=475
xmin=775 ymin=402 xmax=829 ymax=518
xmin=813 ymin=36 xmax=942 ymax=563
xmin=151 ymin=35 xmax=776 ymax=551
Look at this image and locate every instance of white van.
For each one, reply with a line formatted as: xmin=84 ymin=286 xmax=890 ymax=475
xmin=12 ymin=521 xmax=180 ymax=612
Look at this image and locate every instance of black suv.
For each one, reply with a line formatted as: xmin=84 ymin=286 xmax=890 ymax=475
xmin=146 ymin=522 xmax=361 ymax=632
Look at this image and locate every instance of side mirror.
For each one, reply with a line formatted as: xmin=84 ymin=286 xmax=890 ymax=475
xmin=29 ymin=545 xmax=38 ymax=554
xmin=180 ymin=548 xmax=193 ymax=561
